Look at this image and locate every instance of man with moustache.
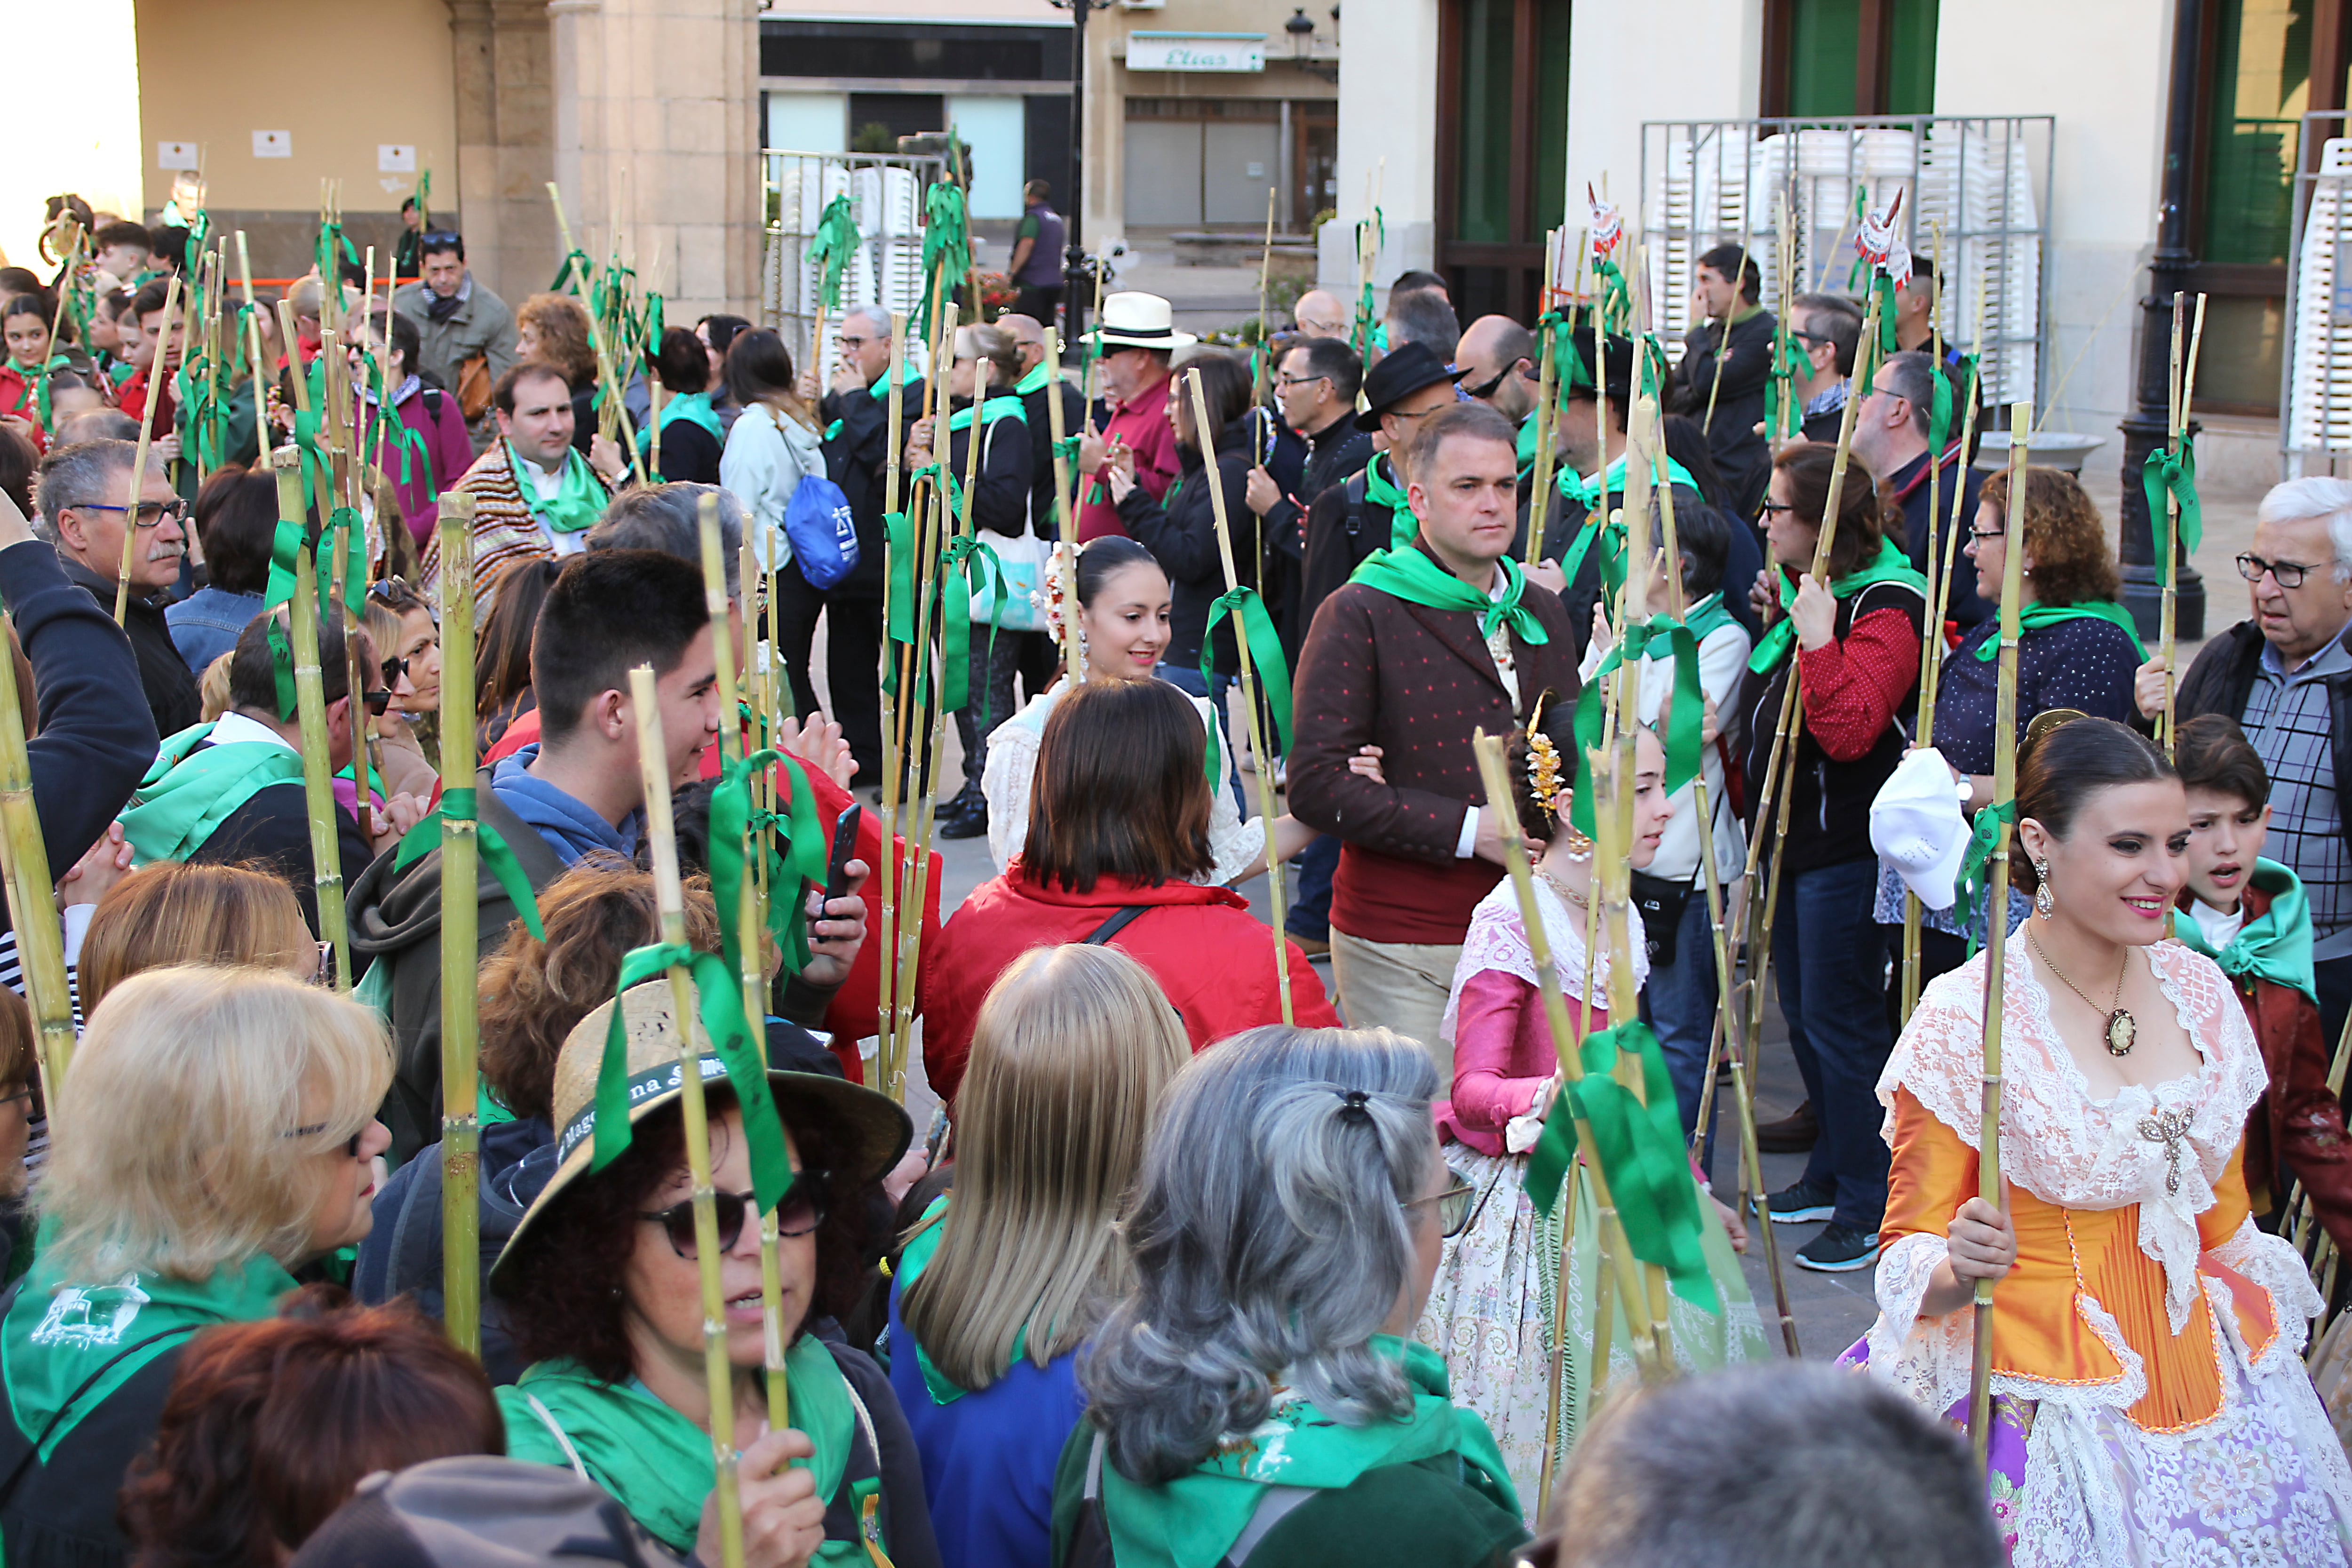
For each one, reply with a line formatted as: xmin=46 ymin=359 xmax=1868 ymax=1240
xmin=35 ymin=439 xmax=199 ymax=735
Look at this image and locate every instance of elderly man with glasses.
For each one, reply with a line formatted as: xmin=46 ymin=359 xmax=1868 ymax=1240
xmin=2140 ymin=476 xmax=2352 ymax=1039
xmin=35 ymin=438 xmax=199 ymax=736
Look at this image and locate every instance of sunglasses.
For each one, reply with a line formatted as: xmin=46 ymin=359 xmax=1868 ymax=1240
xmin=639 ymin=1178 xmax=826 ymax=1260
xmin=360 ymin=687 xmax=392 ymax=717
xmin=1404 ymin=1173 xmax=1479 ymax=1238
xmin=381 ymin=653 xmax=410 ymax=689
xmin=285 ymin=1119 xmax=368 ymax=1158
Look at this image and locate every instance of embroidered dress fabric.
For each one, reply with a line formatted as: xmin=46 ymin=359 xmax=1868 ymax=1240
xmin=1857 ymin=934 xmax=2352 ymax=1565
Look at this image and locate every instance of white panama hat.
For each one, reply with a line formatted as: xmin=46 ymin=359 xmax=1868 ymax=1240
xmin=1080 ymin=291 xmax=1198 ymax=350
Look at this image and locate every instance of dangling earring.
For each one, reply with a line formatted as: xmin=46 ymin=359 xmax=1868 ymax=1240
xmin=2033 ymin=857 xmax=2055 ymax=920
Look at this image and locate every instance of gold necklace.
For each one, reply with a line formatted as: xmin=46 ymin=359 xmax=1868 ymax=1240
xmin=1537 ymin=867 xmax=1590 ymax=911
xmin=2029 ymin=936 xmax=2137 ymax=1057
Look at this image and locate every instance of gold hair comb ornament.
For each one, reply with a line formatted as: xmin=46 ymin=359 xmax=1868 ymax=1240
xmin=1524 ymin=701 xmax=1593 ymax=859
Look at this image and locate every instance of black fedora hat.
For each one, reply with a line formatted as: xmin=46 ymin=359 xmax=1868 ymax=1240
xmin=1355 ymin=340 xmax=1468 ymax=431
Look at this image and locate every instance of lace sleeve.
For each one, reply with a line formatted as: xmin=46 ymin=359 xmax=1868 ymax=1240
xmin=1864 ymin=1086 xmax=1980 ymax=1417
xmin=2208 ymin=1217 xmax=2326 ymax=1359
xmin=1877 ymin=958 xmax=1990 ymax=1150
xmin=981 ymin=721 xmax=1041 ymax=876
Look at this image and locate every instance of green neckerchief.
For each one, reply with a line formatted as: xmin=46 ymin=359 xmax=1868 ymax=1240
xmin=946 ymin=393 xmax=1027 ymax=434
xmin=1515 ymin=412 xmax=1538 ymax=476
xmin=867 ymin=360 xmax=912 ymax=401
xmin=1745 ymin=537 xmax=1928 ymax=676
xmin=652 ymin=390 xmax=723 ymax=445
xmin=2175 ymin=859 xmax=2317 ymax=1005
xmin=1683 ymin=590 xmax=1737 ymax=644
xmin=1096 ymin=1337 xmax=1519 ymax=1568
xmin=1557 ymin=452 xmax=1700 ymax=509
xmin=1967 ymin=599 xmax=2148 ymax=662
xmin=509 ymin=441 xmax=605 ymax=535
xmin=119 ymin=721 xmax=309 ymax=866
xmin=894 ymin=1194 xmax=1032 ymax=1406
xmin=499 ymin=1337 xmax=863 ymax=1561
xmin=1361 ymin=454 xmax=1413 ymax=551
xmin=1349 ymin=547 xmax=1549 ymax=648
xmin=3 ymin=1237 xmax=294 ymax=1460
xmin=1014 ymin=361 xmax=1054 ymax=397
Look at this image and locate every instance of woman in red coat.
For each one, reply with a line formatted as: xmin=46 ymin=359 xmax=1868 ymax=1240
xmin=922 ymin=676 xmax=1337 ymax=1104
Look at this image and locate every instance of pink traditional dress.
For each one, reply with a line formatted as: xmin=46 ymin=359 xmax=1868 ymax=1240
xmin=1853 ymin=936 xmax=2352 ymax=1564
xmin=1414 ymin=874 xmax=1764 ymax=1501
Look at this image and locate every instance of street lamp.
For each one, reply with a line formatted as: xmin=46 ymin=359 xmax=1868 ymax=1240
xmin=1048 ymin=0 xmax=1110 ymax=354
xmin=1283 ymin=5 xmax=1337 ymax=80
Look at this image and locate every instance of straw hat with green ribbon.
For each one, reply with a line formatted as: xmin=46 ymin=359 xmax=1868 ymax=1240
xmin=491 ymin=977 xmax=911 ymax=1286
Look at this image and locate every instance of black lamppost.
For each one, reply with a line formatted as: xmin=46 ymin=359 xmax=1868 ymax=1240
xmin=2118 ymin=0 xmax=2206 ymax=640
xmin=1054 ymin=0 xmax=1109 ymax=357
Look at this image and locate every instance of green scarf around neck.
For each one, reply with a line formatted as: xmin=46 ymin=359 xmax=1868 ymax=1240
xmin=1745 ymin=536 xmax=1928 ymax=676
xmin=498 ymin=1336 xmax=868 ymax=1563
xmin=510 ymin=441 xmax=606 ymax=535
xmin=1557 ymin=452 xmax=1700 ymax=509
xmin=1361 ymin=454 xmax=1413 ymax=551
xmin=5 ymin=1241 xmax=295 ymax=1461
xmin=653 ymin=390 xmax=723 ymax=445
xmin=1094 ymin=1337 xmax=1519 ymax=1568
xmin=1350 ymin=546 xmax=1550 ymax=649
xmin=119 ymin=722 xmax=309 ymax=867
xmin=1014 ymin=361 xmax=1054 ymax=397
xmin=1682 ymin=590 xmax=1737 ymax=644
xmin=893 ymin=1194 xmax=1033 ymax=1406
xmin=2175 ymin=859 xmax=2317 ymax=1004
xmin=1967 ymin=599 xmax=2148 ymax=661
xmin=947 ymin=393 xmax=1027 ymax=434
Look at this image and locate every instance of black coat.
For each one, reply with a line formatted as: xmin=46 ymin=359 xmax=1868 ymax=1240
xmin=193 ymin=769 xmax=377 ymax=939
xmin=1674 ymin=309 xmax=1778 ymax=517
xmin=60 ymin=555 xmax=198 ymax=740
xmin=1019 ymin=375 xmax=1088 ymax=539
xmin=1118 ymin=419 xmax=1260 ymax=672
xmin=821 ymin=376 xmax=927 ymax=600
xmin=942 ymin=399 xmax=1034 ymax=539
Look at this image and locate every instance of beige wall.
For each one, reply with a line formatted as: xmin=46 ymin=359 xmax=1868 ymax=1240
xmin=135 ymin=0 xmax=457 ymax=219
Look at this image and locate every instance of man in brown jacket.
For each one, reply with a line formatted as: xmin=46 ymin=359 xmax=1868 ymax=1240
xmin=1288 ymin=401 xmax=1580 ymax=1068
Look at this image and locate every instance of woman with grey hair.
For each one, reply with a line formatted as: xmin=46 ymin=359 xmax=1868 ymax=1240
xmin=1051 ymin=1025 xmax=1527 ymax=1568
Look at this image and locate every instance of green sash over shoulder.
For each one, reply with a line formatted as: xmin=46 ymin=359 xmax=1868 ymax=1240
xmin=498 ymin=1335 xmax=868 ymax=1562
xmin=1095 ymin=1337 xmax=1519 ymax=1568
xmin=119 ymin=723 xmax=308 ymax=866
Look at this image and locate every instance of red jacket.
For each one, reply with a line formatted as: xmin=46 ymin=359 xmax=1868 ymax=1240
xmin=920 ymin=862 xmax=1340 ymax=1105
xmin=482 ymin=707 xmax=941 ymax=1078
xmin=0 ymin=365 xmax=47 ymax=452
xmin=2188 ymin=882 xmax=2352 ymax=1253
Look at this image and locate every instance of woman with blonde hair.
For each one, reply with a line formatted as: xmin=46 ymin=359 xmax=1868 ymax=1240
xmin=0 ymin=967 xmax=392 ymax=1568
xmin=79 ymin=860 xmax=319 ymax=1017
xmin=891 ymin=943 xmax=1189 ymax=1568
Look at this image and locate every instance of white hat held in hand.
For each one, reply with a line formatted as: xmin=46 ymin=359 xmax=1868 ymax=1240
xmin=1871 ymin=746 xmax=1971 ymax=912
xmin=1081 ymin=291 xmax=1198 ymax=350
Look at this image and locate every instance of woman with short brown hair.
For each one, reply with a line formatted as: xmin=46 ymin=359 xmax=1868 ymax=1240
xmin=920 ymin=677 xmax=1337 ymax=1104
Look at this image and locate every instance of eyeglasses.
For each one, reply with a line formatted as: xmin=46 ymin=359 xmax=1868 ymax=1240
xmin=74 ymin=499 xmax=186 ymax=530
xmin=1275 ymin=372 xmax=1328 ymax=390
xmin=2239 ymin=551 xmax=2322 ymax=589
xmin=639 ymin=1179 xmax=826 ymax=1259
xmin=285 ymin=1120 xmax=367 ymax=1158
xmin=419 ymin=232 xmax=463 ymax=251
xmin=1969 ymin=523 xmax=2005 ymax=542
xmin=837 ymin=334 xmax=878 ymax=351
xmin=1403 ymin=1173 xmax=1478 ymax=1238
xmin=312 ymin=940 xmax=335 ymax=988
xmin=0 ymin=1087 xmax=31 ymax=1113
xmin=1757 ymin=498 xmax=1796 ymax=517
xmin=1387 ymin=405 xmax=1444 ymax=424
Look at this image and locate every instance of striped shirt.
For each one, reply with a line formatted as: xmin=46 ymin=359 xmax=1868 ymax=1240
xmin=2242 ymin=630 xmax=2352 ymax=947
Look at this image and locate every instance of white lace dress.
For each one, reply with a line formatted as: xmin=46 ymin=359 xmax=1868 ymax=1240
xmin=979 ymin=679 xmax=1263 ymax=884
xmin=1859 ymin=935 xmax=2352 ymax=1565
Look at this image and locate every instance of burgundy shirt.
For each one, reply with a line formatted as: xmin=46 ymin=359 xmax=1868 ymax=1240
xmin=1076 ymin=373 xmax=1179 ymax=541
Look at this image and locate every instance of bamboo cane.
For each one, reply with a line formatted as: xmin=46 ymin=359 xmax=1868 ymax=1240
xmin=1526 ymin=231 xmax=1563 ymax=566
xmin=698 ymin=497 xmax=795 ymax=1431
xmin=2159 ymin=293 xmax=2209 ymax=751
xmin=35 ymin=235 xmax=80 ymax=443
xmin=0 ymin=502 xmax=72 ymax=1099
xmin=876 ymin=314 xmax=911 ymax=1078
xmin=114 ymin=271 xmax=181 ymax=626
xmin=436 ymin=494 xmax=482 ymax=1357
xmin=1044 ymin=327 xmax=1083 ymax=686
xmin=628 ymin=664 xmax=747 ymax=1568
xmin=545 ymin=183 xmax=651 ymax=488
xmin=1185 ymin=368 xmax=1292 ymax=1021
xmin=1966 ymin=403 xmax=2032 ymax=1463
xmin=271 ymin=448 xmax=352 ymax=991
xmin=1471 ymin=732 xmax=1665 ymax=1382
xmin=1252 ymin=187 xmax=1278 ymax=406
xmin=1899 ymin=227 xmax=1950 ymax=1024
xmin=236 ymin=233 xmax=271 ymax=468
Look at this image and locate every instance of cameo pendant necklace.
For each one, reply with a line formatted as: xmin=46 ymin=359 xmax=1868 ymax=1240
xmin=2030 ymin=936 xmax=2137 ymax=1057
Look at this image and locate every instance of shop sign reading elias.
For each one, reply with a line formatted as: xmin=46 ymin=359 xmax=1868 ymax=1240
xmin=1127 ymin=32 xmax=1266 ymax=71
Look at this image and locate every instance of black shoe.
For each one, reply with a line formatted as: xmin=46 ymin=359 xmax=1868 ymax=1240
xmin=1755 ymin=1099 xmax=1819 ymax=1154
xmin=1767 ymin=1179 xmax=1836 ymax=1225
xmin=937 ymin=798 xmax=989 ymax=839
xmin=1793 ymin=1223 xmax=1882 ymax=1273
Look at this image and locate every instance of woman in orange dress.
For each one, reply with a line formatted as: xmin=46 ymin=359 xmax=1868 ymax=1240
xmin=1853 ymin=716 xmax=2352 ymax=1564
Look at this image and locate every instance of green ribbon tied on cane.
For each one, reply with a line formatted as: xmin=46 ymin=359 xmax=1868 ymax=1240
xmin=1524 ymin=1019 xmax=1721 ymax=1314
xmin=1537 ymin=307 xmax=1590 ymax=398
xmin=939 ymin=533 xmax=1006 ymax=722
xmin=390 ymin=788 xmax=548 ymax=940
xmin=1591 ymin=256 xmax=1632 ymax=333
xmin=1761 ymin=326 xmax=1812 ymax=444
xmin=1351 ymin=207 xmax=1386 ymax=358
xmin=1564 ymin=614 xmax=1704 ymax=837
xmin=589 ymin=943 xmax=794 ymax=1214
xmin=1197 ymin=585 xmax=1292 ymax=785
xmin=918 ymin=183 xmax=972 ymax=341
xmin=2141 ymin=440 xmax=2202 ymax=587
xmin=805 ymin=196 xmax=861 ymax=313
xmin=552 ymin=247 xmax=593 ymax=296
xmin=707 ymin=747 xmax=828 ymax=980
xmin=1953 ymin=798 xmax=2019 ymax=957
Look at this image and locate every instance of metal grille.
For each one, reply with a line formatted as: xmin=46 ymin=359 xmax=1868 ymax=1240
xmin=2283 ymin=113 xmax=2352 ymax=466
xmin=1637 ymin=116 xmax=2053 ymax=409
xmin=762 ymin=149 xmax=948 ymax=377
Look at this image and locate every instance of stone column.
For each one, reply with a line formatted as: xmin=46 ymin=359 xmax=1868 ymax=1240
xmin=447 ymin=0 xmax=557 ymax=310
xmin=541 ymin=0 xmax=764 ymax=323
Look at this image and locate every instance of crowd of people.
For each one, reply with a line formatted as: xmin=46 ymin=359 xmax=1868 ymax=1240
xmin=0 ymin=201 xmax=2350 ymax=1568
